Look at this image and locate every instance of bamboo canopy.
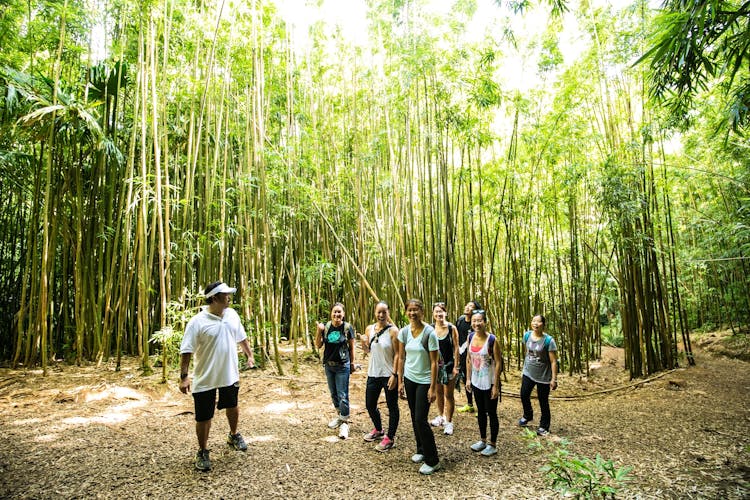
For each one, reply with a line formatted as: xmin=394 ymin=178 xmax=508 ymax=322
xmin=4 ymin=0 xmax=748 ymax=380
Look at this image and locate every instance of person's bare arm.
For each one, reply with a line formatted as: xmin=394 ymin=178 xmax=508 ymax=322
xmin=239 ymin=338 xmax=255 ymax=368
xmin=179 ymin=353 xmax=192 ymax=394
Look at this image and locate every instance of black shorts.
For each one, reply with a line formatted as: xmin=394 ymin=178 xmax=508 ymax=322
xmin=193 ymin=382 xmax=239 ymax=422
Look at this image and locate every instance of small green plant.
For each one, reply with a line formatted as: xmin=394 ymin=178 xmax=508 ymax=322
xmin=522 ymin=428 xmax=631 ymax=498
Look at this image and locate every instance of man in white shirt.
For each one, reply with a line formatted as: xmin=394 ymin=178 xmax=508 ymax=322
xmin=179 ymin=281 xmax=255 ymax=471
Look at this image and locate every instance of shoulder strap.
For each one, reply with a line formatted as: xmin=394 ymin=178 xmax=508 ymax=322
xmin=370 ymin=324 xmax=392 ymax=346
xmin=523 ymin=330 xmax=530 ymax=343
xmin=421 ymin=329 xmax=430 ymax=351
xmin=488 ymin=333 xmax=495 ymax=353
xmin=543 ymin=333 xmax=551 ymax=349
xmin=324 ymin=322 xmax=332 ymax=337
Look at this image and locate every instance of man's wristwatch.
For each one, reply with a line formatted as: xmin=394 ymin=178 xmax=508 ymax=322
xmin=180 ymin=373 xmax=188 ymax=380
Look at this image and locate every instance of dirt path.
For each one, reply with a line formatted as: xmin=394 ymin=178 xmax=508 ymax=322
xmin=0 ymin=346 xmax=748 ymax=499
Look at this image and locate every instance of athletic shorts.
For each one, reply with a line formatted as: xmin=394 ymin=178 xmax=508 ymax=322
xmin=192 ymin=381 xmax=239 ymax=422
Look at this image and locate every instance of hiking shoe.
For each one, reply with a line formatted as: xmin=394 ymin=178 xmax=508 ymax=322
xmin=518 ymin=417 xmax=531 ymax=427
xmin=537 ymin=427 xmax=550 ymax=436
xmin=328 ymin=416 xmax=342 ymax=429
xmin=458 ymin=404 xmax=475 ymax=413
xmin=443 ymin=422 xmax=454 ymax=435
xmin=430 ymin=415 xmax=445 ymax=427
xmin=375 ymin=435 xmax=394 ymax=452
xmin=227 ymin=432 xmax=248 ymax=451
xmin=363 ymin=428 xmax=385 ymax=442
xmin=194 ymin=449 xmax=211 ymax=471
xmin=481 ymin=445 xmax=498 ymax=456
xmin=411 ymin=453 xmax=425 ymax=463
xmin=339 ymin=423 xmax=349 ymax=439
xmin=470 ymin=440 xmax=487 ymax=452
xmin=419 ymin=461 xmax=441 ymax=475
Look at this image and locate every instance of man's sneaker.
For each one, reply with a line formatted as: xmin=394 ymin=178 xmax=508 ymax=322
xmin=470 ymin=440 xmax=487 ymax=452
xmin=480 ymin=444 xmax=498 ymax=456
xmin=194 ymin=449 xmax=211 ymax=471
xmin=443 ymin=422 xmax=454 ymax=435
xmin=375 ymin=435 xmax=394 ymax=451
xmin=339 ymin=423 xmax=349 ymax=439
xmin=328 ymin=416 xmax=342 ymax=429
xmin=418 ymin=461 xmax=441 ymax=475
xmin=430 ymin=415 xmax=445 ymax=427
xmin=458 ymin=404 xmax=475 ymax=413
xmin=227 ymin=432 xmax=248 ymax=451
xmin=518 ymin=417 xmax=531 ymax=427
xmin=537 ymin=427 xmax=550 ymax=436
xmin=363 ymin=428 xmax=385 ymax=442
xmin=411 ymin=453 xmax=425 ymax=463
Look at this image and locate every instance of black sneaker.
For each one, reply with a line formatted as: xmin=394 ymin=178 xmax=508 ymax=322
xmin=227 ymin=432 xmax=248 ymax=451
xmin=194 ymin=449 xmax=211 ymax=471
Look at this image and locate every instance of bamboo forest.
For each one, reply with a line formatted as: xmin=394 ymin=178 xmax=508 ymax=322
xmin=1 ymin=0 xmax=748 ymax=498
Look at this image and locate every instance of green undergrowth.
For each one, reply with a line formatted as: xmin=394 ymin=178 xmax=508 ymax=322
xmin=522 ymin=428 xmax=632 ymax=499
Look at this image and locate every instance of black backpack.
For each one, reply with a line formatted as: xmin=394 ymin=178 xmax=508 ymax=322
xmin=323 ymin=321 xmax=354 ymax=363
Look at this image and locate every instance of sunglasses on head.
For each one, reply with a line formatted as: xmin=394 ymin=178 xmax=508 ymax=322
xmin=472 ymin=309 xmax=485 ymax=315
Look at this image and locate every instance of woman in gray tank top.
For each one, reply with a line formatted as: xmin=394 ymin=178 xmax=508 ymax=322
xmin=518 ymin=314 xmax=558 ymax=436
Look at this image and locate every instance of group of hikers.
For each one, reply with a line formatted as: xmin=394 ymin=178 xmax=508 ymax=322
xmin=178 ymin=282 xmax=559 ymax=474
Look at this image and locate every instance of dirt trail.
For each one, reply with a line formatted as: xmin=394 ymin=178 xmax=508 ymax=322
xmin=0 ymin=346 xmax=748 ymax=499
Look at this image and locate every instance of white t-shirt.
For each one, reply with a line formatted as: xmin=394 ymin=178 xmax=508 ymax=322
xmin=180 ymin=306 xmax=247 ymax=393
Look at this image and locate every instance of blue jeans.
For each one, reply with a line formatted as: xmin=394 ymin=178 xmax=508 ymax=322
xmin=324 ymin=363 xmax=350 ymax=418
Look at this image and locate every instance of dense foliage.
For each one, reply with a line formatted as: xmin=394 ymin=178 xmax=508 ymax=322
xmin=0 ymin=0 xmax=747 ymax=378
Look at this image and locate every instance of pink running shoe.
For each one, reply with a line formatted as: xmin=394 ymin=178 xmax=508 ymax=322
xmin=375 ymin=435 xmax=394 ymax=452
xmin=363 ymin=428 xmax=385 ymax=442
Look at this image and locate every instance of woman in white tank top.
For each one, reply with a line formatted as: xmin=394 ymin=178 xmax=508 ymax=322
xmin=359 ymin=301 xmax=400 ymax=451
xmin=465 ymin=309 xmax=503 ymax=457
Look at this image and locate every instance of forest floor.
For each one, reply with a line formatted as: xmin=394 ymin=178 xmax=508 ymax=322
xmin=0 ymin=330 xmax=748 ymax=499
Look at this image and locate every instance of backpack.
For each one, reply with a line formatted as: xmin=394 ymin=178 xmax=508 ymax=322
xmin=523 ymin=330 xmax=551 ymax=349
xmin=420 ymin=328 xmax=449 ymax=385
xmin=467 ymin=331 xmax=503 ymax=378
xmin=468 ymin=331 xmax=496 ymax=356
xmin=522 ymin=330 xmax=559 ymax=369
xmin=323 ymin=321 xmax=354 ymax=363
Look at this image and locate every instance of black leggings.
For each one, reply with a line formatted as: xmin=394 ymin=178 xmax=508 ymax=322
xmin=365 ymin=376 xmax=399 ymax=439
xmin=472 ymin=384 xmax=499 ymax=443
xmin=520 ymin=374 xmax=551 ymax=430
xmin=404 ymin=377 xmax=439 ymax=467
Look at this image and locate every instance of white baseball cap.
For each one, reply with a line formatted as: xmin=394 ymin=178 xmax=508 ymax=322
xmin=204 ymin=282 xmax=237 ymax=298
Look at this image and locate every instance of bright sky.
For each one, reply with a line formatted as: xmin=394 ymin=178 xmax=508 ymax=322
xmin=275 ymin=0 xmax=634 ymax=92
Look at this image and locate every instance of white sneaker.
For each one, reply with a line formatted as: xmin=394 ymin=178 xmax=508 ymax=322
xmin=443 ymin=422 xmax=454 ymax=435
xmin=430 ymin=415 xmax=445 ymax=427
xmin=338 ymin=423 xmax=349 ymax=439
xmin=418 ymin=461 xmax=441 ymax=475
xmin=411 ymin=453 xmax=425 ymax=463
xmin=328 ymin=417 xmax=342 ymax=429
xmin=480 ymin=444 xmax=497 ymax=456
xmin=470 ymin=440 xmax=487 ymax=452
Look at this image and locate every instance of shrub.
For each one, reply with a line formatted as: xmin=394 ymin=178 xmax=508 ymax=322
xmin=522 ymin=428 xmax=632 ymax=498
